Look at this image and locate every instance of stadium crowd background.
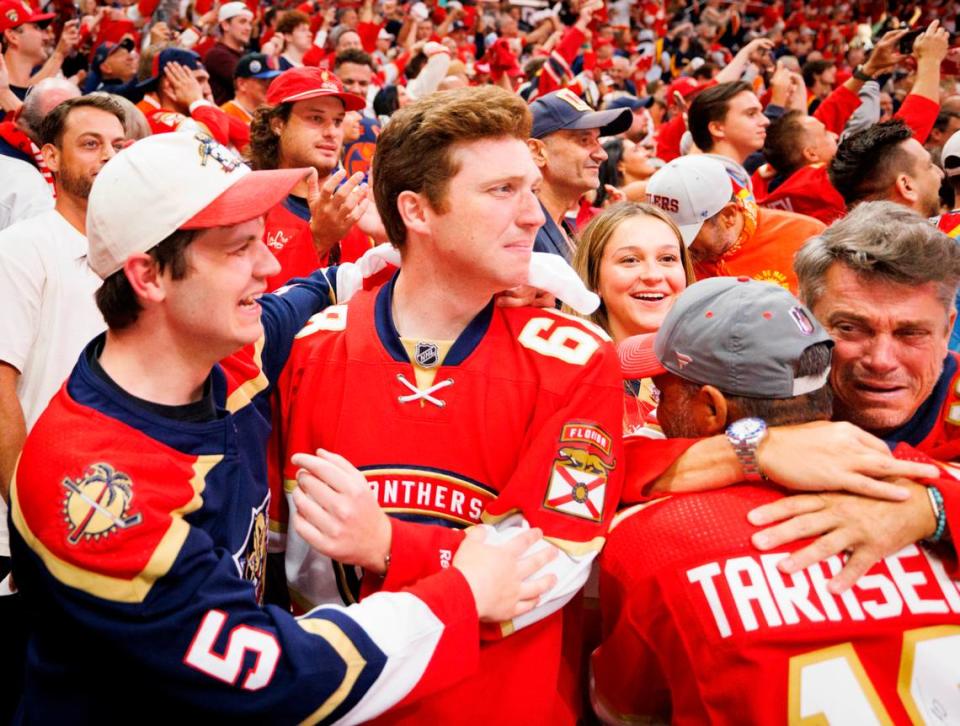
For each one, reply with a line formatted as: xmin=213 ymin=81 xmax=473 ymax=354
xmin=2 ymin=0 xmax=960 ymax=722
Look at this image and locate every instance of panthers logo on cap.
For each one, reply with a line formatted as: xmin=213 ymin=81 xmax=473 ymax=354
xmin=5 ymin=8 xmax=18 ymax=21
xmin=249 ymin=59 xmax=262 ymax=73
xmin=62 ymin=463 xmax=143 ymax=545
xmin=195 ymin=133 xmax=241 ymax=172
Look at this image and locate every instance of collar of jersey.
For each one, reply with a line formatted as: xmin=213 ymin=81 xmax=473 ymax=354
xmin=374 ymin=271 xmax=494 ymax=367
xmin=282 ymin=194 xmax=311 ymax=221
xmin=884 ymin=352 xmax=957 ymax=449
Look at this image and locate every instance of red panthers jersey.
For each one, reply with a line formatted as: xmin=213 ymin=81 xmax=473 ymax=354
xmin=593 ymin=453 xmax=960 ymax=725
xmin=272 ymin=275 xmax=624 ymax=724
xmin=263 ymin=195 xmax=374 ymax=292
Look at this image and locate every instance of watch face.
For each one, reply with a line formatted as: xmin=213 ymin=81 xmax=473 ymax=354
xmin=730 ymin=417 xmax=765 ymax=440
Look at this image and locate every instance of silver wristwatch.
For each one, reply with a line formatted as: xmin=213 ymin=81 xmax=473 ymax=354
xmin=725 ymin=417 xmax=768 ymax=481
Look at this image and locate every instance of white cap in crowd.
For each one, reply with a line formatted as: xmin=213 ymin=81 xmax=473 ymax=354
xmin=942 ymin=129 xmax=960 ymax=177
xmin=86 ymin=132 xmax=308 ymax=279
xmin=644 ymin=155 xmax=733 ymax=246
xmin=218 ymin=1 xmax=253 ymax=23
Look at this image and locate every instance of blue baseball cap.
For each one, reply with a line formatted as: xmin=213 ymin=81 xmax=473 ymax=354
xmin=530 ymin=89 xmax=632 ymax=139
xmin=235 ymin=52 xmax=281 ymax=80
xmin=92 ymin=38 xmax=135 ymax=76
xmin=137 ymin=47 xmax=203 ymax=91
xmin=605 ymin=94 xmax=653 ymax=112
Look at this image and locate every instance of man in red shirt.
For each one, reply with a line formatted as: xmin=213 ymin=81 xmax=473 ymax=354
xmin=594 ymin=277 xmax=959 ymax=725
xmin=204 ymin=1 xmax=253 ymax=105
xmin=136 ymin=48 xmax=250 ymax=150
xmin=248 ymin=67 xmax=371 ymax=290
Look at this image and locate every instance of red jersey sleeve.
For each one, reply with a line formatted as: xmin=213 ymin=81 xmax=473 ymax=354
xmin=813 ymin=84 xmax=861 ymax=136
xmin=895 ymin=93 xmax=940 ymax=143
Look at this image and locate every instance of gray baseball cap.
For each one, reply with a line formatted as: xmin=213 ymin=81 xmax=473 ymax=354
xmin=618 ymin=277 xmax=833 ymax=399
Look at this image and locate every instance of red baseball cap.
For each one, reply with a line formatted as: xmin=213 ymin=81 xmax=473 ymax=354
xmin=0 ymin=0 xmax=54 ymax=32
xmin=266 ymin=67 xmax=366 ymax=111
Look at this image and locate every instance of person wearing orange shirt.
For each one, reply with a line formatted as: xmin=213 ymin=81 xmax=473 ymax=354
xmin=220 ymin=52 xmax=280 ymax=126
xmin=646 ymin=155 xmax=824 ymax=294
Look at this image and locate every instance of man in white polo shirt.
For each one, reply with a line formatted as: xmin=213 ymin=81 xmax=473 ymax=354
xmin=0 ymin=92 xmax=125 ymax=722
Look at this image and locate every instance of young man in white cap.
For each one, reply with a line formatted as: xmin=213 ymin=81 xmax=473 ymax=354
xmin=205 ymin=1 xmax=254 ymax=105
xmin=8 ymin=131 xmax=553 ymax=723
xmin=645 ymin=154 xmax=824 ymax=293
xmin=593 ymin=277 xmax=959 ymax=725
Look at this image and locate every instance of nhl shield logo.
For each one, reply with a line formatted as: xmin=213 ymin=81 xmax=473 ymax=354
xmin=414 ymin=341 xmax=440 ymax=368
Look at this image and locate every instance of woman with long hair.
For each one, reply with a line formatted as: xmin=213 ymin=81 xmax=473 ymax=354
xmin=572 ymin=201 xmax=695 ymax=434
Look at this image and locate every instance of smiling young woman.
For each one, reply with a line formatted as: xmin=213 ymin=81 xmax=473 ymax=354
xmin=571 ymin=201 xmax=696 ymax=434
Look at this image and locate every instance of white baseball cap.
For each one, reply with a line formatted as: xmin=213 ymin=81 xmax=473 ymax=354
xmin=87 ymin=132 xmax=309 ymax=279
xmin=644 ymin=155 xmax=733 ymax=247
xmin=218 ymin=1 xmax=253 ymax=22
xmin=943 ymin=129 xmax=960 ymax=177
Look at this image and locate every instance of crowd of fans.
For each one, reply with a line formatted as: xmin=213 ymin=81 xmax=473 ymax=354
xmin=2 ymin=0 xmax=960 ymax=722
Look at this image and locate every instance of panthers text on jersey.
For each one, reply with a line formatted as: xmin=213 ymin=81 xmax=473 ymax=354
xmin=592 ymin=447 xmax=960 ymax=725
xmin=272 ymin=273 xmax=624 ymax=724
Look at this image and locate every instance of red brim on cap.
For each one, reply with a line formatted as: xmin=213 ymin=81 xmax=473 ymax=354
xmin=273 ymin=89 xmax=366 ymax=112
xmin=182 ymin=167 xmax=310 ymax=229
xmin=26 ymin=11 xmax=55 ymax=24
xmin=618 ymin=334 xmax=666 ymax=380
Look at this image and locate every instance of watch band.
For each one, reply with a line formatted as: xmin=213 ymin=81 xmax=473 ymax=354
xmin=726 ymin=418 xmax=767 ymax=482
xmin=853 ymin=64 xmax=875 ymax=82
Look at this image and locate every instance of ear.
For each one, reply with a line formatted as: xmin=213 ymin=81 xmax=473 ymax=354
xmin=690 ymin=384 xmax=729 ymax=436
xmin=269 ymin=115 xmax=285 ymax=137
xmin=707 ymin=117 xmax=725 ymax=142
xmin=526 ymin=138 xmax=547 ymax=168
xmin=40 ymin=142 xmax=60 ymax=174
xmin=396 ymin=189 xmax=431 ymax=237
xmin=801 ymin=143 xmax=819 ymax=164
xmin=716 ymin=201 xmax=740 ymax=229
xmin=122 ymin=253 xmax=168 ymax=307
xmin=894 ymin=173 xmax=918 ymax=205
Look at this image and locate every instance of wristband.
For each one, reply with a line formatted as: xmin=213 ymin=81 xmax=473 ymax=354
xmin=852 ymin=64 xmax=875 ymax=82
xmin=925 ymin=486 xmax=947 ymax=544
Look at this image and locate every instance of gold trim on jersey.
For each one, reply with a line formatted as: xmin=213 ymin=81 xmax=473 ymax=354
xmin=10 ymin=455 xmax=221 ymax=603
xmin=225 ymin=336 xmax=268 ymax=413
xmin=896 ymin=624 xmax=960 ymax=724
xmin=296 ymin=618 xmax=367 ymax=724
xmin=480 ymin=507 xmax=606 ymax=556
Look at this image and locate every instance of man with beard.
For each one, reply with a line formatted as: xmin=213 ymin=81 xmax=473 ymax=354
xmin=0 ymin=94 xmax=125 ymax=724
xmin=829 ymin=118 xmax=946 ymax=217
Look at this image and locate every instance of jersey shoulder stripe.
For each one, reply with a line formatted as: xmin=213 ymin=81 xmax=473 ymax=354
xmin=13 ymin=388 xmax=221 ymax=603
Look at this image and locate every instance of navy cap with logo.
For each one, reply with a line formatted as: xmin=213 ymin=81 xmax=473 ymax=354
xmin=235 ymin=52 xmax=281 ymax=80
xmin=530 ymin=89 xmax=633 ymax=139
xmin=618 ymin=277 xmax=833 ymax=399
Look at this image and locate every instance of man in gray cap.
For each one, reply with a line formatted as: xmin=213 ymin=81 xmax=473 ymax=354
xmin=591 ymin=276 xmax=957 ymax=725
xmin=527 ymin=89 xmax=632 ymax=261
